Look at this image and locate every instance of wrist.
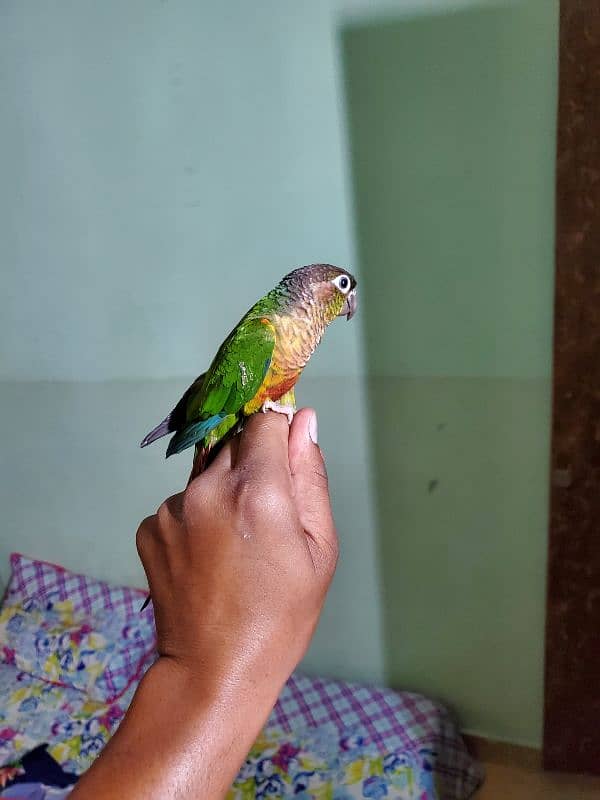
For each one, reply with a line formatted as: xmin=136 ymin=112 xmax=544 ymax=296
xmin=154 ymin=625 xmax=299 ymax=711
xmin=72 ymin=654 xmax=286 ymax=800
xmin=143 ymin=652 xmax=286 ymax=732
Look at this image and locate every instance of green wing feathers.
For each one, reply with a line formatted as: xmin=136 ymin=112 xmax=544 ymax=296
xmin=190 ymin=318 xmax=275 ymax=417
xmin=163 ymin=317 xmax=276 ymax=457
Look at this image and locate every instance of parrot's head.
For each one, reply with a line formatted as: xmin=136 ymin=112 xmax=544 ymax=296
xmin=282 ymin=264 xmax=358 ymax=324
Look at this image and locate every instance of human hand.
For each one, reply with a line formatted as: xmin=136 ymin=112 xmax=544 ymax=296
xmin=71 ymin=409 xmax=337 ymax=800
xmin=135 ymin=408 xmax=338 ymax=696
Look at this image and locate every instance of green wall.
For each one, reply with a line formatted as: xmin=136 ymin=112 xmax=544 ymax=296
xmin=343 ymin=0 xmax=557 ymax=745
xmin=0 ymin=0 xmax=386 ymax=686
xmin=0 ymin=376 xmax=383 ymax=683
xmin=0 ymin=0 xmax=558 ymax=746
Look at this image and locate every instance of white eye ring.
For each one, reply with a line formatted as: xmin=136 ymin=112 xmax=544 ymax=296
xmin=333 ymin=274 xmax=351 ymax=294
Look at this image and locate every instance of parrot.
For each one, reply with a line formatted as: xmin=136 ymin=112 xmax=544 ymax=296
xmin=140 ymin=263 xmax=357 ymax=478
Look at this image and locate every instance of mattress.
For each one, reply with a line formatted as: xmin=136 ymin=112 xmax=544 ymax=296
xmin=0 ymin=663 xmax=482 ymax=798
xmin=0 ymin=555 xmax=482 ymax=798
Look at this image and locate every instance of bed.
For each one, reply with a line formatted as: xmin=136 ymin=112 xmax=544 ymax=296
xmin=0 ymin=554 xmax=482 ymax=798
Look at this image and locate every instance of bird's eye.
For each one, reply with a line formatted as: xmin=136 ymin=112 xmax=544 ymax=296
xmin=333 ymin=274 xmax=351 ymax=293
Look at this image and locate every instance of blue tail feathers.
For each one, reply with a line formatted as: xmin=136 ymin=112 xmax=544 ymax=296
xmin=165 ymin=414 xmax=225 ymax=457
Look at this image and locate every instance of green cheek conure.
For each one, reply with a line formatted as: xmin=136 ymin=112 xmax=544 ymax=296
xmin=140 ymin=263 xmax=357 ymax=478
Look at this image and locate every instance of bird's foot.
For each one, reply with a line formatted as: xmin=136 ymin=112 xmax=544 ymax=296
xmin=262 ymin=399 xmax=295 ymax=424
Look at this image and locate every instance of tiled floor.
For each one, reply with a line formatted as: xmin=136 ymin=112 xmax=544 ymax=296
xmin=470 ymin=743 xmax=600 ymax=800
xmin=475 ymin=761 xmax=600 ymax=799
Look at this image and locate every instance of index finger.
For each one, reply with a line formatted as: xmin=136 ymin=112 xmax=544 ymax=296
xmin=235 ymin=410 xmax=291 ymax=480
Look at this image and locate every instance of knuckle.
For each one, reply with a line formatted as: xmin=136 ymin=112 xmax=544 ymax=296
xmin=156 ymin=499 xmax=174 ymax=529
xmin=182 ymin=478 xmax=210 ymax=520
xmin=135 ymin=516 xmax=156 ymax=558
xmin=154 ymin=493 xmax=187 ymax=545
xmin=250 ymin=483 xmax=285 ymax=517
xmin=232 ymin=471 xmax=286 ymax=522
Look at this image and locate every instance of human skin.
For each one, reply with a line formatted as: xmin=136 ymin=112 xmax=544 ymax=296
xmin=70 ymin=408 xmax=338 ymax=799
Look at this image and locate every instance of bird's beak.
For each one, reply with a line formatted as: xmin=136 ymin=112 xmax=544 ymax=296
xmin=340 ymin=288 xmax=357 ymax=321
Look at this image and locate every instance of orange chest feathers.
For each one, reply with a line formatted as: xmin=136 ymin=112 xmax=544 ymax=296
xmin=244 ymin=313 xmax=322 ymax=414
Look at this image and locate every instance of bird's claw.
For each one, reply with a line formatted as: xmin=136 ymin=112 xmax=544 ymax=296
xmin=261 ymin=399 xmax=295 ymax=424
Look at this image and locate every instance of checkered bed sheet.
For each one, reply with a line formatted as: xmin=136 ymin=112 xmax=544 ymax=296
xmin=4 ymin=553 xmax=151 ymax=621
xmin=268 ymin=673 xmax=483 ymax=799
xmin=3 ymin=554 xmax=155 ymax=702
xmin=2 ymin=554 xmax=482 ymax=798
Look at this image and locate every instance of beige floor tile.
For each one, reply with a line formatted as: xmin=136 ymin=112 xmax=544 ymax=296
xmin=475 ymin=761 xmax=600 ymax=800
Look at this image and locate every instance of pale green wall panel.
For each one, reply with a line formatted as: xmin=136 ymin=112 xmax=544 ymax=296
xmin=366 ymin=377 xmax=551 ymax=744
xmin=0 ymin=0 xmax=386 ymax=685
xmin=0 ymin=0 xmax=361 ymax=381
xmin=343 ymin=0 xmax=558 ymax=379
xmin=0 ymin=377 xmax=385 ymax=683
xmin=343 ymin=0 xmax=557 ymax=745
xmin=0 ymin=0 xmax=557 ymax=745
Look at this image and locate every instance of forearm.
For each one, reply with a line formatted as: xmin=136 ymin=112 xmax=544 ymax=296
xmin=70 ymin=657 xmax=284 ymax=800
xmin=73 ymin=411 xmax=336 ymax=798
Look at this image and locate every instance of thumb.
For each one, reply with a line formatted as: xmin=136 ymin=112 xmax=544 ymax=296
xmin=288 ymin=409 xmax=338 ymax=574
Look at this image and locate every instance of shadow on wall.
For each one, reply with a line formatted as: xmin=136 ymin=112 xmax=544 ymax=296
xmin=340 ymin=0 xmax=557 ymax=746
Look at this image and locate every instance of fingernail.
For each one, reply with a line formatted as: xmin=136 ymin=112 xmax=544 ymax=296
xmin=308 ymin=412 xmax=318 ymax=445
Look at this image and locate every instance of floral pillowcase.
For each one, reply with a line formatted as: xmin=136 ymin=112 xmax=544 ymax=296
xmin=0 ymin=598 xmax=155 ymax=703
